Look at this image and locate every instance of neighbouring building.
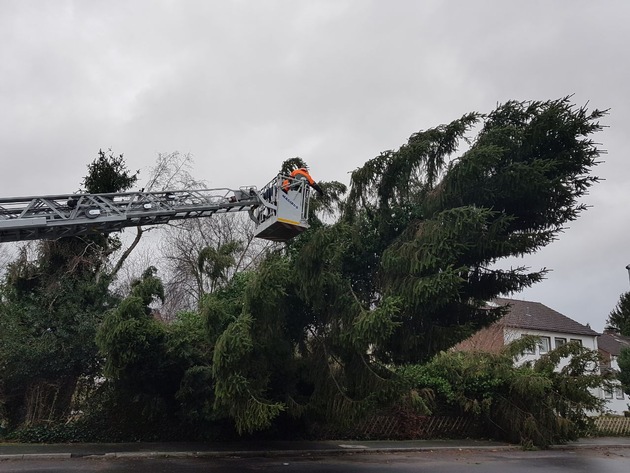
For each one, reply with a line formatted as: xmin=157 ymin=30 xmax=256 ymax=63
xmin=598 ymin=331 xmax=630 ymax=415
xmin=452 ymin=298 xmax=626 ymax=415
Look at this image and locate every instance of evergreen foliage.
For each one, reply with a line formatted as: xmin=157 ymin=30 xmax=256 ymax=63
xmin=605 ymin=292 xmax=630 ymax=401
xmin=346 ymin=98 xmax=604 ymax=363
xmin=209 ymin=98 xmax=607 ymax=434
xmin=211 ymin=257 xmax=296 ymax=434
xmin=82 ymin=149 xmax=139 ymax=194
xmin=96 ymin=269 xmax=165 ymax=381
xmin=401 ymin=339 xmax=612 ymax=448
xmin=0 ymin=99 xmax=611 ymax=443
xmin=606 ymin=291 xmax=630 ymax=336
xmin=94 ymin=270 xmax=171 ymax=434
xmin=197 ymin=241 xmax=245 ymax=293
xmin=0 ymin=149 xmax=139 ymax=431
xmin=618 ymin=348 xmax=630 ymax=397
xmin=279 ymin=157 xmax=306 ymax=175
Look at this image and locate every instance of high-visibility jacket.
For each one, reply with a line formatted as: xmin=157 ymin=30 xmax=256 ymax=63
xmin=282 ymin=168 xmax=315 ymax=191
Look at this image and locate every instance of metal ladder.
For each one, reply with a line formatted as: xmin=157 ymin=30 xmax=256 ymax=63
xmin=0 ymin=174 xmax=312 ymax=243
xmin=0 ymin=187 xmax=260 ymax=242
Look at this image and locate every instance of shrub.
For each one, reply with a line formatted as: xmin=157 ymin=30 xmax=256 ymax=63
xmin=400 ymin=338 xmax=613 ymax=448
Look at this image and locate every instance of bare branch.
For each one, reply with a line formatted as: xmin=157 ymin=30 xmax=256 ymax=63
xmin=109 ymin=227 xmax=144 ymax=280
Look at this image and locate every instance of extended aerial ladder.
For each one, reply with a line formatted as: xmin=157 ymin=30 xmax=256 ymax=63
xmin=0 ymin=174 xmax=312 ymax=243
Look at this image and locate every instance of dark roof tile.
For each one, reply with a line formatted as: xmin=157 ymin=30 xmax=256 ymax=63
xmin=492 ymin=298 xmax=599 ymax=337
xmin=598 ymin=332 xmax=630 ymax=356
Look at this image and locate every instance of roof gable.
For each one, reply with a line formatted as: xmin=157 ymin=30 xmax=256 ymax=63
xmin=598 ymin=332 xmax=630 ymax=356
xmin=493 ymin=298 xmax=599 ymax=337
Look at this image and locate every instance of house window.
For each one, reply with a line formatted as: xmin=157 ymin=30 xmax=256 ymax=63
xmin=615 ymin=387 xmax=625 ymax=400
xmin=604 ymin=388 xmax=614 ymax=399
xmin=554 ymin=337 xmax=566 ymax=348
xmin=521 ymin=336 xmax=535 ymax=355
xmin=538 ymin=336 xmax=551 ymax=354
xmin=569 ymin=338 xmax=582 ymax=346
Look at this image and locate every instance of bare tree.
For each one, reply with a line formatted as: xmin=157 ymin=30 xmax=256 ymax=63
xmin=107 ymin=151 xmax=274 ymax=317
xmin=144 ymin=151 xmax=205 ymax=192
xmin=107 ymin=151 xmax=205 ymax=285
xmin=0 ymin=243 xmax=17 ymax=279
xmin=159 ymin=212 xmax=272 ymax=315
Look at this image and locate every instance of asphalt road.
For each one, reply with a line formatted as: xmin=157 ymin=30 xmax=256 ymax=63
xmin=1 ymin=448 xmax=629 ymax=473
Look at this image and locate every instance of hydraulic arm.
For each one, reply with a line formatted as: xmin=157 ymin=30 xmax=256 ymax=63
xmin=0 ymin=174 xmax=312 ymax=243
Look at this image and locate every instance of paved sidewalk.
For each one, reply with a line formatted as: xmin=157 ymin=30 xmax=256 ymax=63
xmin=1 ymin=437 xmax=629 ymax=460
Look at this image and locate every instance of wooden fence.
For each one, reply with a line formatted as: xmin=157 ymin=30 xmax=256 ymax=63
xmin=315 ymin=413 xmax=630 ymax=440
xmin=312 ymin=414 xmax=480 ymax=440
xmin=594 ymin=417 xmax=630 ymax=436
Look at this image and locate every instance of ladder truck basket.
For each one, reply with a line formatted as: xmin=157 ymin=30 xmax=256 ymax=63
xmin=252 ymin=174 xmax=311 ymax=242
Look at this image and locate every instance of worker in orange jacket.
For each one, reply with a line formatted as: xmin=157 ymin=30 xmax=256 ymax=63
xmin=282 ymin=167 xmax=324 ymax=196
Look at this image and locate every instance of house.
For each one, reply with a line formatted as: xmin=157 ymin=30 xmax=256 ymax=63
xmin=454 ymin=298 xmax=599 ymax=359
xmin=598 ymin=331 xmax=630 ymax=415
xmin=452 ymin=298 xmax=626 ymax=415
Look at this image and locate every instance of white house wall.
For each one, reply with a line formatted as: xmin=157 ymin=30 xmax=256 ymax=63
xmin=503 ymin=327 xmax=627 ymax=415
xmin=604 ymin=355 xmax=628 ymax=415
xmin=503 ymin=327 xmax=598 ymax=368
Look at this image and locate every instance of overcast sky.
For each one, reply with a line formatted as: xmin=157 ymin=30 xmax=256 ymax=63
xmin=1 ymin=0 xmax=629 ymax=331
